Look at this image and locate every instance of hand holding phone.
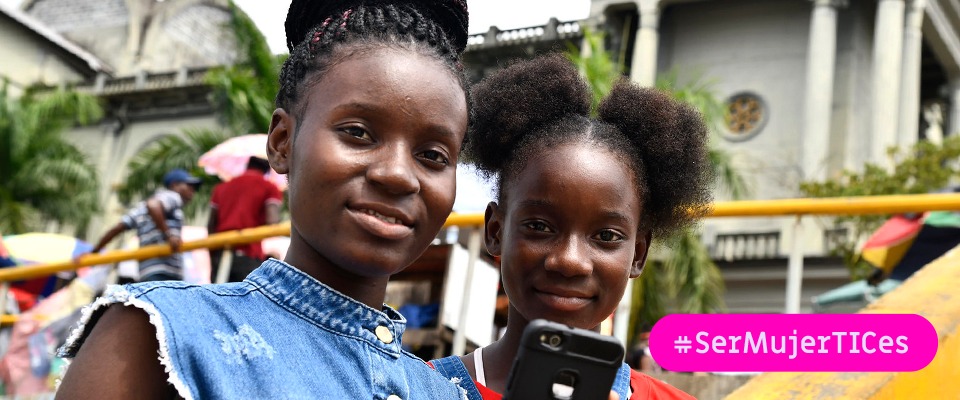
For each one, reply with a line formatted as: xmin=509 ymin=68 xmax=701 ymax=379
xmin=502 ymin=319 xmax=625 ymax=400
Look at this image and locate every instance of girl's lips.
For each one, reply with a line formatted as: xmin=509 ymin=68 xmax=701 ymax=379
xmin=349 ymin=207 xmax=414 ymax=240
xmin=534 ymin=289 xmax=593 ymax=312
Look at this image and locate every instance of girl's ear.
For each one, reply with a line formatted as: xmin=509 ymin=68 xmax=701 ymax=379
xmin=267 ymin=108 xmax=293 ymax=174
xmin=630 ymin=230 xmax=652 ymax=278
xmin=483 ymin=202 xmax=503 ymax=257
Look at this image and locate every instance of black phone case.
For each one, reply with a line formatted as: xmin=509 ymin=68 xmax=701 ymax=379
xmin=501 ymin=319 xmax=625 ymax=400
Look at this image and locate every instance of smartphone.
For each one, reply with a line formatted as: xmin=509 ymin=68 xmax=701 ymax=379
xmin=501 ymin=319 xmax=625 ymax=400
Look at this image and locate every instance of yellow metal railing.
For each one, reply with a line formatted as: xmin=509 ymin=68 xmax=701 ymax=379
xmin=6 ymin=192 xmax=960 ymax=322
xmin=7 ymin=193 xmax=960 ymax=395
xmin=0 ymin=222 xmax=292 ymax=283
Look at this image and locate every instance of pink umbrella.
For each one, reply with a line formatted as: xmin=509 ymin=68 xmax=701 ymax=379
xmin=198 ymin=134 xmax=287 ymax=191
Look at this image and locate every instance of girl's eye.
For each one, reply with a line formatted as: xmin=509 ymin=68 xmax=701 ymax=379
xmin=341 ymin=126 xmax=372 ymax=141
xmin=418 ymin=149 xmax=449 ymax=166
xmin=595 ymin=230 xmax=625 ymax=242
xmin=523 ymin=221 xmax=552 ymax=233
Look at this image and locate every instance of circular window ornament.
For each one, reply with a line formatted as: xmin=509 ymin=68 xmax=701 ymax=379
xmin=722 ymin=92 xmax=767 ymax=141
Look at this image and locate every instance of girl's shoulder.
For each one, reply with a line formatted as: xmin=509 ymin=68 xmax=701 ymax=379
xmin=629 ymin=369 xmax=696 ymax=400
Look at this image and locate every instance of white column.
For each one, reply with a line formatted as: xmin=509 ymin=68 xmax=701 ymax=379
xmin=949 ymin=80 xmax=960 ymax=137
xmin=630 ymin=0 xmax=661 ymax=86
xmin=802 ymin=0 xmax=845 ymax=181
xmin=899 ymin=0 xmax=927 ymax=147
xmin=451 ymin=228 xmax=482 ymax=356
xmin=785 ymin=217 xmax=805 ymax=314
xmin=871 ymin=0 xmax=906 ymax=164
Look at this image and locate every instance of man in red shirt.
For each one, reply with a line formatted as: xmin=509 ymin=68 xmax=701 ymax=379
xmin=208 ymin=156 xmax=283 ymax=282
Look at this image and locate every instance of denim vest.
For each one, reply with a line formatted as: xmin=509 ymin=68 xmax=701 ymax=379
xmin=60 ymin=259 xmax=465 ymax=400
xmin=430 ymin=355 xmax=631 ymax=400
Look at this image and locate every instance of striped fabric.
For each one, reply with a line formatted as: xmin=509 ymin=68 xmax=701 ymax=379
xmin=120 ymin=188 xmax=184 ymax=279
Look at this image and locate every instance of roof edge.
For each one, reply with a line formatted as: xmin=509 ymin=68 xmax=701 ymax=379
xmin=0 ymin=2 xmax=113 ymax=76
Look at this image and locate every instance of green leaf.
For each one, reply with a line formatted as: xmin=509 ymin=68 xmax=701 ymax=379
xmin=0 ymin=83 xmax=103 ymax=234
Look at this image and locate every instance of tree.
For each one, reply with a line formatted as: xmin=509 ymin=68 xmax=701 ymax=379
xmin=118 ymin=0 xmax=282 ymax=217
xmin=800 ymin=137 xmax=960 ymax=280
xmin=567 ymin=29 xmax=746 ymax=343
xmin=0 ymin=81 xmax=103 ymax=234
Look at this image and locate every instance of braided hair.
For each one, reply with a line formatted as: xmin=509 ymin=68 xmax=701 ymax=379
xmin=277 ymin=0 xmax=470 ymax=116
xmin=467 ymin=54 xmax=713 ymax=238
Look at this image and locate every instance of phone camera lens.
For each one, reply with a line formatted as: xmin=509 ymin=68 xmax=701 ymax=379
xmin=540 ymin=333 xmax=563 ymax=349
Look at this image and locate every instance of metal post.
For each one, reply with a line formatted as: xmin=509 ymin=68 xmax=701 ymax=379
xmin=0 ymin=282 xmax=8 ymax=318
xmin=613 ymin=279 xmax=633 ymax=344
xmin=215 ymin=247 xmax=232 ymax=284
xmin=451 ymin=228 xmax=482 ymax=356
xmin=785 ymin=216 xmax=805 ymax=313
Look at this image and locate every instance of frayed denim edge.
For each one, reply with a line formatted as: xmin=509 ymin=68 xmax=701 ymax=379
xmin=56 ymin=286 xmax=194 ymax=400
xmin=449 ymin=376 xmax=469 ymax=400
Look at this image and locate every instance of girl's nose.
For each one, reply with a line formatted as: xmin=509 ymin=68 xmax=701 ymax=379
xmin=366 ymin=146 xmax=421 ymax=195
xmin=544 ymin=235 xmax=592 ymax=277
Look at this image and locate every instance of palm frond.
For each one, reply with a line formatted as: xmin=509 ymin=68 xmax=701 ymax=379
xmin=0 ymin=85 xmax=103 ymax=233
xmin=709 ymin=147 xmax=750 ymax=200
xmin=661 ymin=230 xmax=726 ymax=313
xmin=656 ymin=71 xmax=726 ymax=134
xmin=565 ymin=27 xmax=623 ymax=113
xmin=628 ymin=261 xmax=668 ymax=340
xmin=227 ymin=0 xmax=279 ymax=93
xmin=204 ymin=0 xmax=281 ymax=134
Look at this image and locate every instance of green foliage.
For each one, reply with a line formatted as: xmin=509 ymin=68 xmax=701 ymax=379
xmin=206 ymin=0 xmax=282 ymax=134
xmin=565 ymin=27 xmax=621 ymax=114
xmin=0 ymin=81 xmax=103 ymax=234
xmin=800 ymin=137 xmax=960 ymax=279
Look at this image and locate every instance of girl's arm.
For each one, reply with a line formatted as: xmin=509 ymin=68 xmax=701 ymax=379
xmin=56 ymin=305 xmax=179 ymax=400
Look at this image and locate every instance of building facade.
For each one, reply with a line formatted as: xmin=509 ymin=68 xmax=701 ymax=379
xmin=464 ymin=0 xmax=960 ymax=312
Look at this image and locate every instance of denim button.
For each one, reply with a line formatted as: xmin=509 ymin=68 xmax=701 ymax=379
xmin=387 ymin=395 xmax=401 ymax=400
xmin=375 ymin=325 xmax=394 ymax=344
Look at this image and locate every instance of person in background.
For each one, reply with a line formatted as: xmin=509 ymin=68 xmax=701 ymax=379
xmin=84 ymin=169 xmax=200 ymax=282
xmin=207 ymin=156 xmax=283 ymax=282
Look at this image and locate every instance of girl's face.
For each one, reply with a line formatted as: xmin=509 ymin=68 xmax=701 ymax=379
xmin=486 ymin=142 xmax=650 ymax=330
xmin=268 ymin=47 xmax=467 ymax=280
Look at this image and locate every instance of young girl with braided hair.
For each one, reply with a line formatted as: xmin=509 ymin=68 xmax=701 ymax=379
xmin=57 ymin=0 xmax=472 ymax=398
xmin=430 ymin=54 xmax=706 ymax=400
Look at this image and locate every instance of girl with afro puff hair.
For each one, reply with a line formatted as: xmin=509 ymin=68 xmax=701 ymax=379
xmin=429 ymin=54 xmax=707 ymax=400
xmin=57 ymin=0 xmax=473 ymax=398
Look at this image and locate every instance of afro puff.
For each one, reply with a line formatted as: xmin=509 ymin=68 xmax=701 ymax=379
xmin=466 ymin=54 xmax=713 ymax=238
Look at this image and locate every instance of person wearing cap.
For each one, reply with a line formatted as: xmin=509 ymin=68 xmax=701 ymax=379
xmin=85 ymin=168 xmax=200 ymax=282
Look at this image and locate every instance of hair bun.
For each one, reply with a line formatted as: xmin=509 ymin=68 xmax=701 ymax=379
xmin=285 ymin=0 xmax=469 ymax=52
xmin=467 ymin=54 xmax=591 ymax=173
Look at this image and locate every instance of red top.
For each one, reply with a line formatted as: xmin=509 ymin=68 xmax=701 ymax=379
xmin=210 ymin=169 xmax=283 ymax=259
xmin=470 ymin=372 xmax=693 ymax=400
xmin=627 ymin=370 xmax=695 ymax=400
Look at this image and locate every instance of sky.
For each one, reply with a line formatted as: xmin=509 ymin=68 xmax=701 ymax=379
xmin=1 ymin=0 xmax=590 ymax=54
xmin=232 ymin=0 xmax=590 ymax=54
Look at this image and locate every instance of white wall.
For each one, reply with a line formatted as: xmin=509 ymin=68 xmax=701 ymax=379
xmin=0 ymin=14 xmax=86 ymax=94
xmin=658 ymin=0 xmax=879 ymax=257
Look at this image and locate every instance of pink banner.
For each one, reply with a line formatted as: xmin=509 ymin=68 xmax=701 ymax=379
xmin=649 ymin=314 xmax=938 ymax=372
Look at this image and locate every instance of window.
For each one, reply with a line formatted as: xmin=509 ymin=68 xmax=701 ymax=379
xmin=723 ymin=92 xmax=767 ymax=141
